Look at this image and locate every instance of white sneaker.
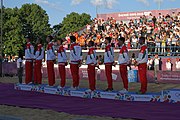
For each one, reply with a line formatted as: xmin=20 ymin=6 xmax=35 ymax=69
xmin=69 ymin=86 xmax=77 ymax=90
xmin=86 ymin=89 xmax=92 ymax=92
xmin=28 ymin=82 xmax=32 ymax=85
xmin=75 ymin=86 xmax=79 ymax=90
xmin=57 ymin=86 xmax=62 ymax=89
xmin=119 ymin=88 xmax=128 ymax=93
xmin=46 ymin=85 xmax=54 ymax=87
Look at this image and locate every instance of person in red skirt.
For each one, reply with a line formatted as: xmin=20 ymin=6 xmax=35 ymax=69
xmin=86 ymin=41 xmax=98 ymax=91
xmin=69 ymin=36 xmax=82 ymax=90
xmin=118 ymin=37 xmax=130 ymax=93
xmin=34 ymin=38 xmax=44 ymax=84
xmin=57 ymin=39 xmax=67 ymax=89
xmin=46 ymin=35 xmax=56 ymax=86
xmin=25 ymin=36 xmax=34 ymax=84
xmin=135 ymin=37 xmax=148 ymax=94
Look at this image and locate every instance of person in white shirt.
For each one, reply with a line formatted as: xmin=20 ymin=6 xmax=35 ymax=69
xmin=17 ymin=51 xmax=24 ymax=84
xmin=147 ymin=58 xmax=153 ymax=70
xmin=24 ymin=36 xmax=34 ymax=84
xmin=57 ymin=39 xmax=68 ymax=88
xmin=118 ymin=37 xmax=130 ymax=93
xmin=104 ymin=37 xmax=115 ymax=91
xmin=86 ymin=41 xmax=98 ymax=91
xmin=175 ymin=58 xmax=180 ymax=71
xmin=46 ymin=35 xmax=56 ymax=86
xmin=153 ymin=54 xmax=160 ymax=83
xmin=135 ymin=37 xmax=148 ymax=94
xmin=166 ymin=58 xmax=172 ymax=71
xmin=69 ymin=36 xmax=82 ymax=90
xmin=131 ymin=35 xmax=138 ymax=49
xmin=34 ymin=38 xmax=44 ymax=84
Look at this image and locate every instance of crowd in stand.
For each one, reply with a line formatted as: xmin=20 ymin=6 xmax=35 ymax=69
xmin=65 ymin=12 xmax=180 ymax=55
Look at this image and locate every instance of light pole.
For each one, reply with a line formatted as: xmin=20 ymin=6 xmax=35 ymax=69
xmin=0 ymin=0 xmax=3 ymax=77
xmin=157 ymin=0 xmax=161 ymax=10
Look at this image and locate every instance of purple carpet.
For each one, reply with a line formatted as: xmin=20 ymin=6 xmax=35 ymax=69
xmin=0 ymin=83 xmax=180 ymax=120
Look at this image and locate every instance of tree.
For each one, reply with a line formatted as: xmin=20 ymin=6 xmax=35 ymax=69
xmin=59 ymin=12 xmax=92 ymax=38
xmin=3 ymin=7 xmax=24 ymax=56
xmin=52 ymin=23 xmax=62 ymax=40
xmin=0 ymin=4 xmax=52 ymax=56
xmin=19 ymin=4 xmax=52 ymax=45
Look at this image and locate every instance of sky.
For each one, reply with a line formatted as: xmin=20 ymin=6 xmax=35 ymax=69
xmin=4 ymin=0 xmax=180 ymax=26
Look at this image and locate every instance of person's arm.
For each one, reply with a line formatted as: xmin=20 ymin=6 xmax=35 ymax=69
xmin=26 ymin=44 xmax=31 ymax=59
xmin=124 ymin=52 xmax=130 ymax=64
xmin=49 ymin=45 xmax=56 ymax=59
xmin=90 ymin=50 xmax=97 ymax=65
xmin=70 ymin=48 xmax=78 ymax=61
xmin=79 ymin=46 xmax=83 ymax=61
xmin=30 ymin=45 xmax=34 ymax=59
xmin=107 ymin=47 xmax=114 ymax=62
xmin=20 ymin=62 xmax=22 ymax=68
xmin=62 ymin=49 xmax=67 ymax=61
xmin=136 ymin=52 xmax=143 ymax=63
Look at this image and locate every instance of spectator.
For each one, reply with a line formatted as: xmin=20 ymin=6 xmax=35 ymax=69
xmin=147 ymin=58 xmax=154 ymax=70
xmin=175 ymin=58 xmax=180 ymax=71
xmin=166 ymin=58 xmax=173 ymax=71
xmin=17 ymin=51 xmax=24 ymax=84
xmin=155 ymin=35 xmax=161 ymax=53
xmin=153 ymin=54 xmax=159 ymax=83
xmin=62 ymin=12 xmax=180 ymax=58
xmin=131 ymin=35 xmax=138 ymax=49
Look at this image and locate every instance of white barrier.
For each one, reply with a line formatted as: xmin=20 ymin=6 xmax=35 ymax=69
xmin=14 ymin=83 xmax=180 ymax=103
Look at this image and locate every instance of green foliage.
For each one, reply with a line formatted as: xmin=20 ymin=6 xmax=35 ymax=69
xmin=0 ymin=3 xmax=92 ymax=56
xmin=59 ymin=12 xmax=92 ymax=38
xmin=1 ymin=4 xmax=52 ymax=56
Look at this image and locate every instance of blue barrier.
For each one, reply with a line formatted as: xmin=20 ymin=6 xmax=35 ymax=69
xmin=128 ymin=70 xmax=138 ymax=82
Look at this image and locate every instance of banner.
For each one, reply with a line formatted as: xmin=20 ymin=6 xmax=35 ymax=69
xmin=97 ymin=8 xmax=180 ymax=21
xmin=158 ymin=71 xmax=180 ymax=83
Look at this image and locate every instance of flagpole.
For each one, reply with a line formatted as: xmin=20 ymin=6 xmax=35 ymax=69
xmin=0 ymin=0 xmax=3 ymax=77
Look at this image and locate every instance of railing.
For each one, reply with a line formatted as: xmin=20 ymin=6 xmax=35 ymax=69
xmin=146 ymin=41 xmax=180 ymax=56
xmin=61 ymin=41 xmax=180 ymax=56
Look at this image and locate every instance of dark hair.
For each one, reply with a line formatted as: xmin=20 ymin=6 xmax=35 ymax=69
xmin=70 ymin=36 xmax=76 ymax=42
xmin=118 ymin=37 xmax=125 ymax=42
xmin=105 ymin=37 xmax=111 ymax=43
xmin=37 ymin=37 xmax=42 ymax=43
xmin=111 ymin=43 xmax=115 ymax=47
xmin=18 ymin=51 xmax=23 ymax=59
xmin=89 ymin=40 xmax=94 ymax=46
xmin=47 ymin=35 xmax=53 ymax=40
xmin=139 ymin=37 xmax=145 ymax=42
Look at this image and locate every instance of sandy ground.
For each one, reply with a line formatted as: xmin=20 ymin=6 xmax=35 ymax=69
xmin=0 ymin=76 xmax=180 ymax=120
xmin=0 ymin=105 xmax=134 ymax=120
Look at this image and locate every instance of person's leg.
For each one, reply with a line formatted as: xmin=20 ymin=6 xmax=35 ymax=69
xmin=138 ymin=63 xmax=147 ymax=93
xmin=18 ymin=68 xmax=22 ymax=84
xmin=88 ymin=65 xmax=96 ymax=91
xmin=70 ymin=64 xmax=79 ymax=87
xmin=37 ymin=60 xmax=42 ymax=84
xmin=34 ymin=61 xmax=37 ymax=84
xmin=19 ymin=67 xmax=23 ymax=84
xmin=120 ymin=65 xmax=128 ymax=90
xmin=105 ymin=64 xmax=113 ymax=89
xmin=52 ymin=62 xmax=55 ymax=85
xmin=59 ymin=64 xmax=66 ymax=87
xmin=25 ymin=61 xmax=32 ymax=84
xmin=47 ymin=61 xmax=55 ymax=86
